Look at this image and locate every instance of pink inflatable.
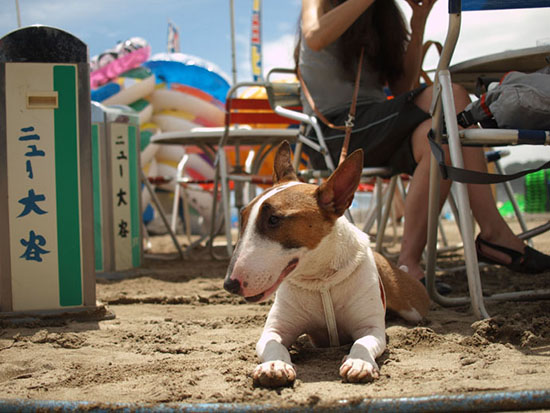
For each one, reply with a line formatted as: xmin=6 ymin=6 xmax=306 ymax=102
xmin=90 ymin=37 xmax=151 ymax=89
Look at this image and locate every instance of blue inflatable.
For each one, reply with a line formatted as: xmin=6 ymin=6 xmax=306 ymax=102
xmin=143 ymin=53 xmax=231 ymax=103
xmin=91 ymin=82 xmax=120 ymax=102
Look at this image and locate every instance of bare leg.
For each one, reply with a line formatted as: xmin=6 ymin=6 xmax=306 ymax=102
xmin=397 ymin=86 xmax=454 ymax=280
xmin=462 ymin=147 xmax=525 ymax=263
xmin=397 ymin=116 xmax=450 ymax=280
xmin=397 ymin=84 xmax=527 ymax=278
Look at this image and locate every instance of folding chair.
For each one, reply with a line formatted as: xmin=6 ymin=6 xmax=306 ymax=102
xmin=425 ymin=0 xmax=550 ymax=319
xmin=209 ymin=81 xmax=302 ymax=257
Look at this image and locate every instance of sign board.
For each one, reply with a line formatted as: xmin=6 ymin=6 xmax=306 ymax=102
xmin=0 ymin=26 xmax=95 ymax=313
xmin=92 ymin=103 xmax=142 ymax=273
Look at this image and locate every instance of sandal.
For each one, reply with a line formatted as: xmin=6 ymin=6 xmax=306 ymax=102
xmin=475 ymin=235 xmax=550 ymax=274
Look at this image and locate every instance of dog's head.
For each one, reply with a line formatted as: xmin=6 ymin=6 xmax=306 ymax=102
xmin=223 ymin=141 xmax=363 ymax=302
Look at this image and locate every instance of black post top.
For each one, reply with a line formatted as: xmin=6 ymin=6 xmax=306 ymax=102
xmin=0 ymin=25 xmax=88 ymax=63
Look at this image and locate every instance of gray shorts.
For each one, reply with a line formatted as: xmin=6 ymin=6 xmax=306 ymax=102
xmin=303 ymin=86 xmax=430 ymax=176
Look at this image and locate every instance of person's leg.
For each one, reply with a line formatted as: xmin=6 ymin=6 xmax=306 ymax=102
xmin=461 ymin=146 xmax=525 ymax=263
xmin=398 ymin=83 xmax=548 ymax=276
xmin=397 ymin=84 xmax=466 ymax=280
xmin=396 ymin=116 xmax=450 ymax=280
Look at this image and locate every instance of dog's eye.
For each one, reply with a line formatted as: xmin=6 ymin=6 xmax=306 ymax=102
xmin=268 ymin=214 xmax=281 ymax=227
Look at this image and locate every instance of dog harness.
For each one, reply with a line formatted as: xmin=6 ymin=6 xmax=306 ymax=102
xmin=319 ymin=287 xmax=340 ymax=347
xmin=289 ymin=263 xmax=386 ymax=348
xmin=320 ymin=277 xmax=386 ymax=347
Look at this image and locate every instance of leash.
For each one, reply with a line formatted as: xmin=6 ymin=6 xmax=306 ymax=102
xmin=298 ymin=47 xmax=365 ymax=166
xmin=297 ymin=44 xmax=365 ymax=346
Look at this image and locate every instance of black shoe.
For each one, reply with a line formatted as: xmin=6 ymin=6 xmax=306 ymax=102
xmin=476 ymin=235 xmax=550 ymax=274
xmin=419 ymin=277 xmax=453 ymax=296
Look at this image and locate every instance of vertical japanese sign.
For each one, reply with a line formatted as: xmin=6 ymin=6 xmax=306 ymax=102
xmin=110 ymin=122 xmax=141 ymax=271
xmin=251 ymin=0 xmax=263 ymax=82
xmin=5 ymin=63 xmax=83 ymax=311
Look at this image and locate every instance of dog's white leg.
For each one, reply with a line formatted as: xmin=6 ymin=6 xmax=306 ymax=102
xmin=339 ymin=327 xmax=386 ymax=383
xmin=253 ymin=332 xmax=296 ymax=388
xmin=251 ymin=286 xmax=304 ymax=388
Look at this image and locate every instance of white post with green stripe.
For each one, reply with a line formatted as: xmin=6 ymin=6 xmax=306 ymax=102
xmin=0 ymin=26 xmax=96 ymax=314
xmin=92 ymin=103 xmax=142 ymax=273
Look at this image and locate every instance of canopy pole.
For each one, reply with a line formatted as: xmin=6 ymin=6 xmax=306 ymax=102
xmin=230 ymin=0 xmax=237 ymax=84
xmin=15 ymin=0 xmax=21 ymax=27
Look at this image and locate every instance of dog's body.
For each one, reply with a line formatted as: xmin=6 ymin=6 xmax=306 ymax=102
xmin=224 ymin=142 xmax=429 ymax=387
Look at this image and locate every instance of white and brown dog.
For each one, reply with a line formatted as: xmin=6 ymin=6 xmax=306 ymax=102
xmin=223 ymin=141 xmax=429 ymax=387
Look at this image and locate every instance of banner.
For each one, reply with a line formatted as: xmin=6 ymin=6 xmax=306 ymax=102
xmin=251 ymin=0 xmax=263 ymax=81
xmin=167 ymin=21 xmax=181 ymax=53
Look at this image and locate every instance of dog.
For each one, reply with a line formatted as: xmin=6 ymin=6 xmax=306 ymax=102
xmin=223 ymin=141 xmax=429 ymax=387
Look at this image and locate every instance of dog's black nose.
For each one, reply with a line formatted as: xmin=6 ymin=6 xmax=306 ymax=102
xmin=224 ymin=277 xmax=241 ymax=294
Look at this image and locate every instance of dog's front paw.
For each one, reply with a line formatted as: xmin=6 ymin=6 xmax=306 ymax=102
xmin=339 ymin=357 xmax=379 ymax=383
xmin=252 ymin=360 xmax=296 ymax=388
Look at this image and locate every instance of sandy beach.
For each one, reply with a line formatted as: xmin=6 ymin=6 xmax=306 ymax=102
xmin=1 ymin=214 xmax=550 ymax=410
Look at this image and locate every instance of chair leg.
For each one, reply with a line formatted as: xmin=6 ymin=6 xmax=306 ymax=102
xmin=179 ymin=184 xmax=193 ymax=246
xmin=293 ymin=142 xmax=303 ymax=172
xmin=494 ymin=160 xmax=531 ymax=245
xmin=140 ymin=169 xmax=185 ymax=260
xmin=375 ymin=176 xmax=397 ymax=253
xmin=433 ymin=70 xmax=490 ymax=319
xmin=171 ymin=155 xmax=187 ymax=234
xmin=219 ymin=149 xmax=234 ymax=257
xmin=208 ymin=160 xmax=228 ymax=260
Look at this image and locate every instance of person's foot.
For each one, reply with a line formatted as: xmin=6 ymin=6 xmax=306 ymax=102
xmin=399 ymin=265 xmax=452 ymax=296
xmin=476 ymin=236 xmax=550 ymax=274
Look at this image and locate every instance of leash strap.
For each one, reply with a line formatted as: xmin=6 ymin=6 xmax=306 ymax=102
xmin=298 ymin=47 xmax=365 ymax=167
xmin=428 ymin=129 xmax=550 ymax=184
xmin=320 ymin=288 xmax=340 ymax=347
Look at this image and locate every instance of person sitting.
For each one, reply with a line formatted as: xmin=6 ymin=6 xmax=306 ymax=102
xmin=296 ymin=0 xmax=550 ymax=293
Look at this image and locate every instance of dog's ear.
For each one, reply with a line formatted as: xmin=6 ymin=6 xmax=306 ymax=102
xmin=316 ymin=149 xmax=363 ymax=217
xmin=273 ymin=141 xmax=298 ymax=184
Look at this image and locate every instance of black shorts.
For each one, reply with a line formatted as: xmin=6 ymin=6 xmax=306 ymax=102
xmin=303 ymin=86 xmax=430 ymax=176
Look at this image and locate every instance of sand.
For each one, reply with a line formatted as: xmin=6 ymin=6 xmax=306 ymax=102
xmin=1 ymin=214 xmax=550 ymax=409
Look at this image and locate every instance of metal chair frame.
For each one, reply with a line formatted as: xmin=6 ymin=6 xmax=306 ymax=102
xmin=425 ymin=0 xmax=550 ymax=319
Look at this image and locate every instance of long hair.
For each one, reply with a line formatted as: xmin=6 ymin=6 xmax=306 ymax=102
xmin=295 ymin=0 xmax=409 ymax=85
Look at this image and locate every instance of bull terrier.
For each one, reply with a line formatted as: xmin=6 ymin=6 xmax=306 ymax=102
xmin=223 ymin=141 xmax=429 ymax=387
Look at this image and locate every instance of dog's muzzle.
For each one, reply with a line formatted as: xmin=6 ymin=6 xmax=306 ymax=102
xmin=224 ymin=277 xmax=241 ymax=295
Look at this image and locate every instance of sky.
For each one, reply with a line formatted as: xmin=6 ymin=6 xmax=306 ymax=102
xmin=2 ymin=0 xmax=550 ymax=164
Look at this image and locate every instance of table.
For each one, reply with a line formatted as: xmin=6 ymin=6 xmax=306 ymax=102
xmin=151 ymin=126 xmax=300 ymax=257
xmin=449 ymin=44 xmax=550 ymax=94
xmin=151 ymin=127 xmax=298 ymax=163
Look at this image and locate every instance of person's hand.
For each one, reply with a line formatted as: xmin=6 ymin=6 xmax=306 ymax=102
xmin=405 ymin=0 xmax=437 ymax=32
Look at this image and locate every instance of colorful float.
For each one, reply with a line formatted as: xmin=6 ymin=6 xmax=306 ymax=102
xmin=91 ymin=67 xmax=156 ymax=106
xmin=147 ymin=86 xmax=224 ymax=127
xmin=143 ymin=52 xmax=231 ymax=103
xmin=90 ymin=46 xmax=237 ymax=234
xmin=90 ymin=37 xmax=151 ymax=89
